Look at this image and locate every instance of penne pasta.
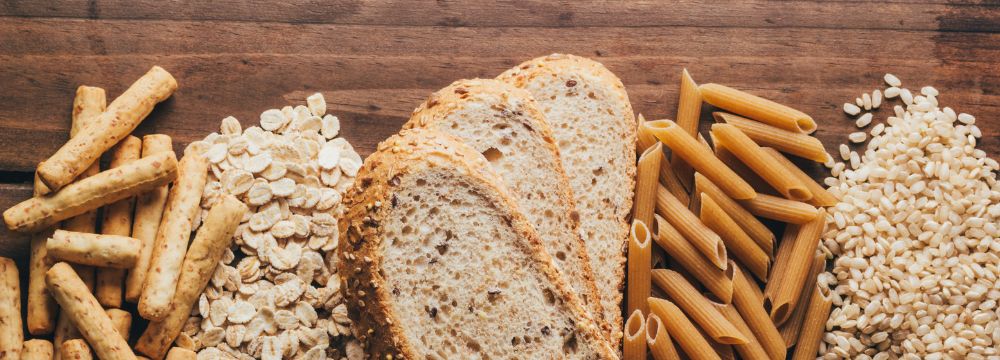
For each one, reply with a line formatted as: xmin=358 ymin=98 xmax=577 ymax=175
xmin=731 ymin=266 xmax=786 ymax=360
xmin=635 ymin=143 xmax=664 ymax=227
xmin=699 ymin=83 xmax=817 ymax=134
xmin=739 ymin=193 xmax=819 ymax=224
xmin=656 ymin=185 xmax=727 ymax=269
xmin=764 ymin=209 xmax=826 ymax=325
xmin=714 ymin=112 xmax=829 ymax=163
xmin=658 ymin=156 xmax=691 ymax=207
xmin=646 ymin=313 xmax=680 ymax=360
xmin=790 ymin=285 xmax=833 ymax=360
xmin=648 ymin=297 xmax=721 ymax=360
xmin=711 ymin=137 xmax=776 ymax=196
xmin=644 ymin=119 xmax=756 ymax=200
xmin=711 ymin=123 xmax=812 ymax=201
xmin=762 ymin=147 xmax=839 ymax=207
xmin=652 ymin=215 xmax=734 ymax=304
xmin=699 ymin=194 xmax=770 ymax=281
xmin=623 ymin=310 xmax=647 ymax=360
xmin=780 ymin=253 xmax=826 ymax=347
xmin=673 ymin=69 xmax=702 ymax=191
xmin=652 ymin=269 xmax=748 ymax=345
xmin=627 ymin=220 xmax=652 ymax=315
xmin=693 ymin=173 xmax=774 ymax=256
xmin=637 ymin=114 xmax=659 ymax=155
xmin=713 ymin=301 xmax=770 ymax=360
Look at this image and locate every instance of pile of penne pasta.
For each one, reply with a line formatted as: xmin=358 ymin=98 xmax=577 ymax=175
xmin=624 ymin=70 xmax=838 ymax=360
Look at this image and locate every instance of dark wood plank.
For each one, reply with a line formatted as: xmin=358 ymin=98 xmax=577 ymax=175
xmin=1 ymin=0 xmax=998 ymax=32
xmin=0 ymin=183 xmax=32 ymax=258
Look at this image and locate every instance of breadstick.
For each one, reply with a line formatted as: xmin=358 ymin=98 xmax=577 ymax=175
xmin=27 ymin=227 xmax=58 ymax=335
xmin=36 ymin=66 xmax=177 ymax=191
xmin=0 ymin=257 xmax=22 ymax=359
xmin=138 ymin=153 xmax=209 ymax=321
xmin=5 ymin=151 xmax=179 ymax=233
xmin=34 ymin=86 xmax=107 ymax=196
xmin=106 ymin=308 xmax=133 ymax=342
xmin=165 ymin=347 xmax=196 ymax=360
xmin=135 ymin=195 xmax=247 ymax=359
xmin=59 ymin=339 xmax=93 ymax=360
xmin=52 ymin=261 xmax=94 ymax=360
xmin=97 ymin=136 xmax=142 ymax=308
xmin=46 ymin=230 xmax=140 ymax=268
xmin=125 ymin=134 xmax=173 ymax=302
xmin=22 ymin=339 xmax=54 ymax=360
xmin=46 ymin=262 xmax=137 ymax=360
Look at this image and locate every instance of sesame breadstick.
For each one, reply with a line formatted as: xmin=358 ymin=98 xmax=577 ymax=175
xmin=22 ymin=339 xmax=54 ymax=360
xmin=27 ymin=226 xmax=58 ymax=335
xmin=0 ymin=257 xmax=22 ymax=359
xmin=46 ymin=262 xmax=137 ymax=360
xmin=136 ymin=195 xmax=247 ymax=359
xmin=46 ymin=230 xmax=141 ymax=268
xmin=36 ymin=66 xmax=177 ymax=192
xmin=59 ymin=339 xmax=93 ymax=360
xmin=96 ymin=136 xmax=142 ymax=308
xmin=106 ymin=309 xmax=132 ymax=342
xmin=4 ymin=151 xmax=178 ymax=233
xmin=125 ymin=134 xmax=173 ymax=302
xmin=34 ymin=86 xmax=107 ymax=196
xmin=138 ymin=152 xmax=209 ymax=321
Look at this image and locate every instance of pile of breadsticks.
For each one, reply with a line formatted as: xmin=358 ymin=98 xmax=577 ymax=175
xmin=0 ymin=66 xmax=247 ymax=360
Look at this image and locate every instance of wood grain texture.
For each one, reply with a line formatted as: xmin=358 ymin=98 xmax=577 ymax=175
xmin=0 ymin=1 xmax=997 ymax=260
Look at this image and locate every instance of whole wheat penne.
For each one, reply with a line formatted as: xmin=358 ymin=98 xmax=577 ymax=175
xmin=790 ymin=285 xmax=833 ymax=360
xmin=711 ymin=123 xmax=812 ymax=201
xmin=731 ymin=266 xmax=785 ymax=360
xmin=699 ymin=194 xmax=770 ymax=281
xmin=739 ymin=193 xmax=819 ymax=224
xmin=699 ymin=83 xmax=816 ymax=134
xmin=779 ymin=253 xmax=826 ymax=347
xmin=27 ymin=226 xmax=58 ymax=335
xmin=637 ymin=114 xmax=659 ymax=154
xmin=658 ymin=156 xmax=690 ymax=207
xmin=96 ymin=136 xmax=142 ymax=308
xmin=704 ymin=329 xmax=736 ymax=360
xmin=645 ymin=119 xmax=755 ymax=200
xmin=762 ymin=148 xmax=838 ymax=207
xmin=673 ymin=69 xmax=702 ymax=191
xmin=623 ymin=310 xmax=647 ymax=360
xmin=138 ymin=153 xmax=209 ymax=321
xmin=4 ymin=151 xmax=179 ymax=233
xmin=764 ymin=210 xmax=825 ymax=325
xmin=648 ymin=298 xmax=721 ymax=360
xmin=713 ymin=302 xmax=770 ymax=360
xmin=136 ymin=195 xmax=246 ymax=359
xmin=627 ymin=220 xmax=652 ymax=315
xmin=59 ymin=339 xmax=93 ymax=360
xmin=46 ymin=262 xmax=137 ymax=360
xmin=656 ymin=185 xmax=727 ymax=269
xmin=37 ymin=66 xmax=177 ymax=192
xmin=46 ymin=231 xmax=141 ymax=269
xmin=125 ymin=134 xmax=173 ymax=303
xmin=652 ymin=269 xmax=747 ymax=345
xmin=0 ymin=257 xmax=22 ymax=359
xmin=693 ymin=173 xmax=773 ymax=255
xmin=714 ymin=112 xmax=828 ymax=162
xmin=165 ymin=347 xmax=197 ymax=360
xmin=712 ymin=141 xmax=776 ymax=196
xmin=646 ymin=313 xmax=680 ymax=360
xmin=106 ymin=308 xmax=132 ymax=343
xmin=634 ymin=143 xmax=663 ymax=227
xmin=764 ymin=226 xmax=796 ymax=302
xmin=652 ymin=215 xmax=734 ymax=303
xmin=22 ymin=339 xmax=54 ymax=360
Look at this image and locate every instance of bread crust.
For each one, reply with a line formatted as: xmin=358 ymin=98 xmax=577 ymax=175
xmin=404 ymin=78 xmax=608 ymax=334
xmin=338 ymin=129 xmax=618 ymax=359
xmin=498 ymin=54 xmax=637 ymax=349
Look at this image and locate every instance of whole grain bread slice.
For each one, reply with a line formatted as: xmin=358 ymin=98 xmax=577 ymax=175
xmin=338 ymin=129 xmax=618 ymax=360
xmin=405 ymin=78 xmax=608 ymax=334
xmin=498 ymin=54 xmax=637 ymax=348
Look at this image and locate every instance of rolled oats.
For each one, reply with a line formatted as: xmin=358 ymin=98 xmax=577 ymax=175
xmin=188 ymin=93 xmax=360 ymax=359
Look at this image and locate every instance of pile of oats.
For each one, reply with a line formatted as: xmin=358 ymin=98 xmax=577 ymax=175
xmin=182 ymin=93 xmax=363 ymax=360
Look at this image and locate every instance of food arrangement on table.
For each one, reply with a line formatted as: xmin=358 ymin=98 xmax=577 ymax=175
xmin=0 ymin=53 xmax=995 ymax=360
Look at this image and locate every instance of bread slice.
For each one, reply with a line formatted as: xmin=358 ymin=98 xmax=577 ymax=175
xmin=498 ymin=54 xmax=637 ymax=348
xmin=404 ymin=78 xmax=607 ymax=334
xmin=338 ymin=129 xmax=618 ymax=359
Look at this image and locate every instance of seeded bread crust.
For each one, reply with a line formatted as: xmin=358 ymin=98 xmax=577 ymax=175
xmin=404 ymin=78 xmax=609 ymax=335
xmin=338 ymin=129 xmax=618 ymax=360
xmin=498 ymin=54 xmax=637 ymax=349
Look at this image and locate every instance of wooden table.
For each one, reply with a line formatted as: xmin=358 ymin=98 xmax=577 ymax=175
xmin=1 ymin=1 xmax=997 ymax=259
